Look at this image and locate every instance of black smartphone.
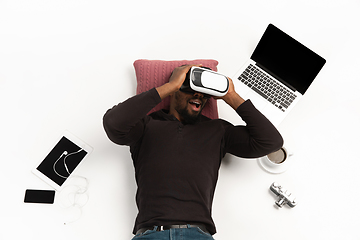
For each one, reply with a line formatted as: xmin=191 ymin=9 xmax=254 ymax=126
xmin=24 ymin=189 xmax=55 ymax=204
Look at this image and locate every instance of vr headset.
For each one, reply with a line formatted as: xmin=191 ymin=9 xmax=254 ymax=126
xmin=180 ymin=66 xmax=229 ymax=98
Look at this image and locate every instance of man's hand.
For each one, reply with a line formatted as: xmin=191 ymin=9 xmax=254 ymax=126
xmin=156 ymin=64 xmax=202 ymax=100
xmin=215 ymin=77 xmax=245 ymax=110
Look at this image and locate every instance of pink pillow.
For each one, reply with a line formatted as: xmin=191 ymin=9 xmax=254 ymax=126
xmin=133 ymin=59 xmax=219 ymax=119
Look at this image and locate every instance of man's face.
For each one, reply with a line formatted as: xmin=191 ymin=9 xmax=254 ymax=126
xmin=173 ymin=90 xmax=208 ymax=124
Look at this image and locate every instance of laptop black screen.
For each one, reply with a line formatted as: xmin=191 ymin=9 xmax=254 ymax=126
xmin=251 ymin=24 xmax=326 ymax=95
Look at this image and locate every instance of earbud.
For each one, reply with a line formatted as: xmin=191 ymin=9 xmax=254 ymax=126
xmin=54 ymin=149 xmax=84 ymax=179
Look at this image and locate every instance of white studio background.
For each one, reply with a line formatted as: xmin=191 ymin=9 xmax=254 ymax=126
xmin=1 ymin=0 xmax=359 ymax=239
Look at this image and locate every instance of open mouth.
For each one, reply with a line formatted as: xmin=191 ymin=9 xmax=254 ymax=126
xmin=189 ymin=99 xmax=202 ymax=111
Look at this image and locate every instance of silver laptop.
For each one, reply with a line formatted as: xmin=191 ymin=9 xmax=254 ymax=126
xmin=233 ymin=24 xmax=326 ymax=126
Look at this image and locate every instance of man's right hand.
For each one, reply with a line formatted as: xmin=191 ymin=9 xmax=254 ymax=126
xmin=156 ymin=64 xmax=202 ymax=100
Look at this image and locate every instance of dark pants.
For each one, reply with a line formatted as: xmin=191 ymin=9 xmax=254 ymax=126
xmin=132 ymin=225 xmax=214 ymax=240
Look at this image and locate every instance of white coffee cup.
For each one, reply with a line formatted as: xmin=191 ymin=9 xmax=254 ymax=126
xmin=258 ymin=146 xmax=293 ymax=174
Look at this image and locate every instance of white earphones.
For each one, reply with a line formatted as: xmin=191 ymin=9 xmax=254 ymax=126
xmin=53 ymin=149 xmax=83 ymax=179
xmin=59 ymin=175 xmax=89 ymax=225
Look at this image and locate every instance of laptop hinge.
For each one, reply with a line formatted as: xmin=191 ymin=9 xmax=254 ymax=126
xmin=255 ymin=63 xmax=297 ymax=92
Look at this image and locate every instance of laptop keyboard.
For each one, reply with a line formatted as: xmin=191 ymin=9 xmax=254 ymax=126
xmin=238 ymin=64 xmax=297 ymax=112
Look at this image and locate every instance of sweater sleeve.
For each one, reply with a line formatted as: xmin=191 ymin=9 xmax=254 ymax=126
xmin=103 ymin=88 xmax=162 ymax=146
xmin=223 ymin=100 xmax=283 ymax=158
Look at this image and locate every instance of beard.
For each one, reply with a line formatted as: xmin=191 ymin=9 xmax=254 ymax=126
xmin=176 ymin=105 xmax=202 ymax=124
xmin=174 ymin=92 xmax=205 ymax=124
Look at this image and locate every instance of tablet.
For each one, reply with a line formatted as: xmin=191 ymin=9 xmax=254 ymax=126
xmin=32 ymin=131 xmax=93 ymax=191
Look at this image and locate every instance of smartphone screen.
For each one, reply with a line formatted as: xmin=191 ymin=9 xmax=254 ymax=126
xmin=24 ymin=189 xmax=55 ymax=204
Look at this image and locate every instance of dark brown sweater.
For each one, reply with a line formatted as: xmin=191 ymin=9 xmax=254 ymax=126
xmin=103 ymin=88 xmax=283 ymax=235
